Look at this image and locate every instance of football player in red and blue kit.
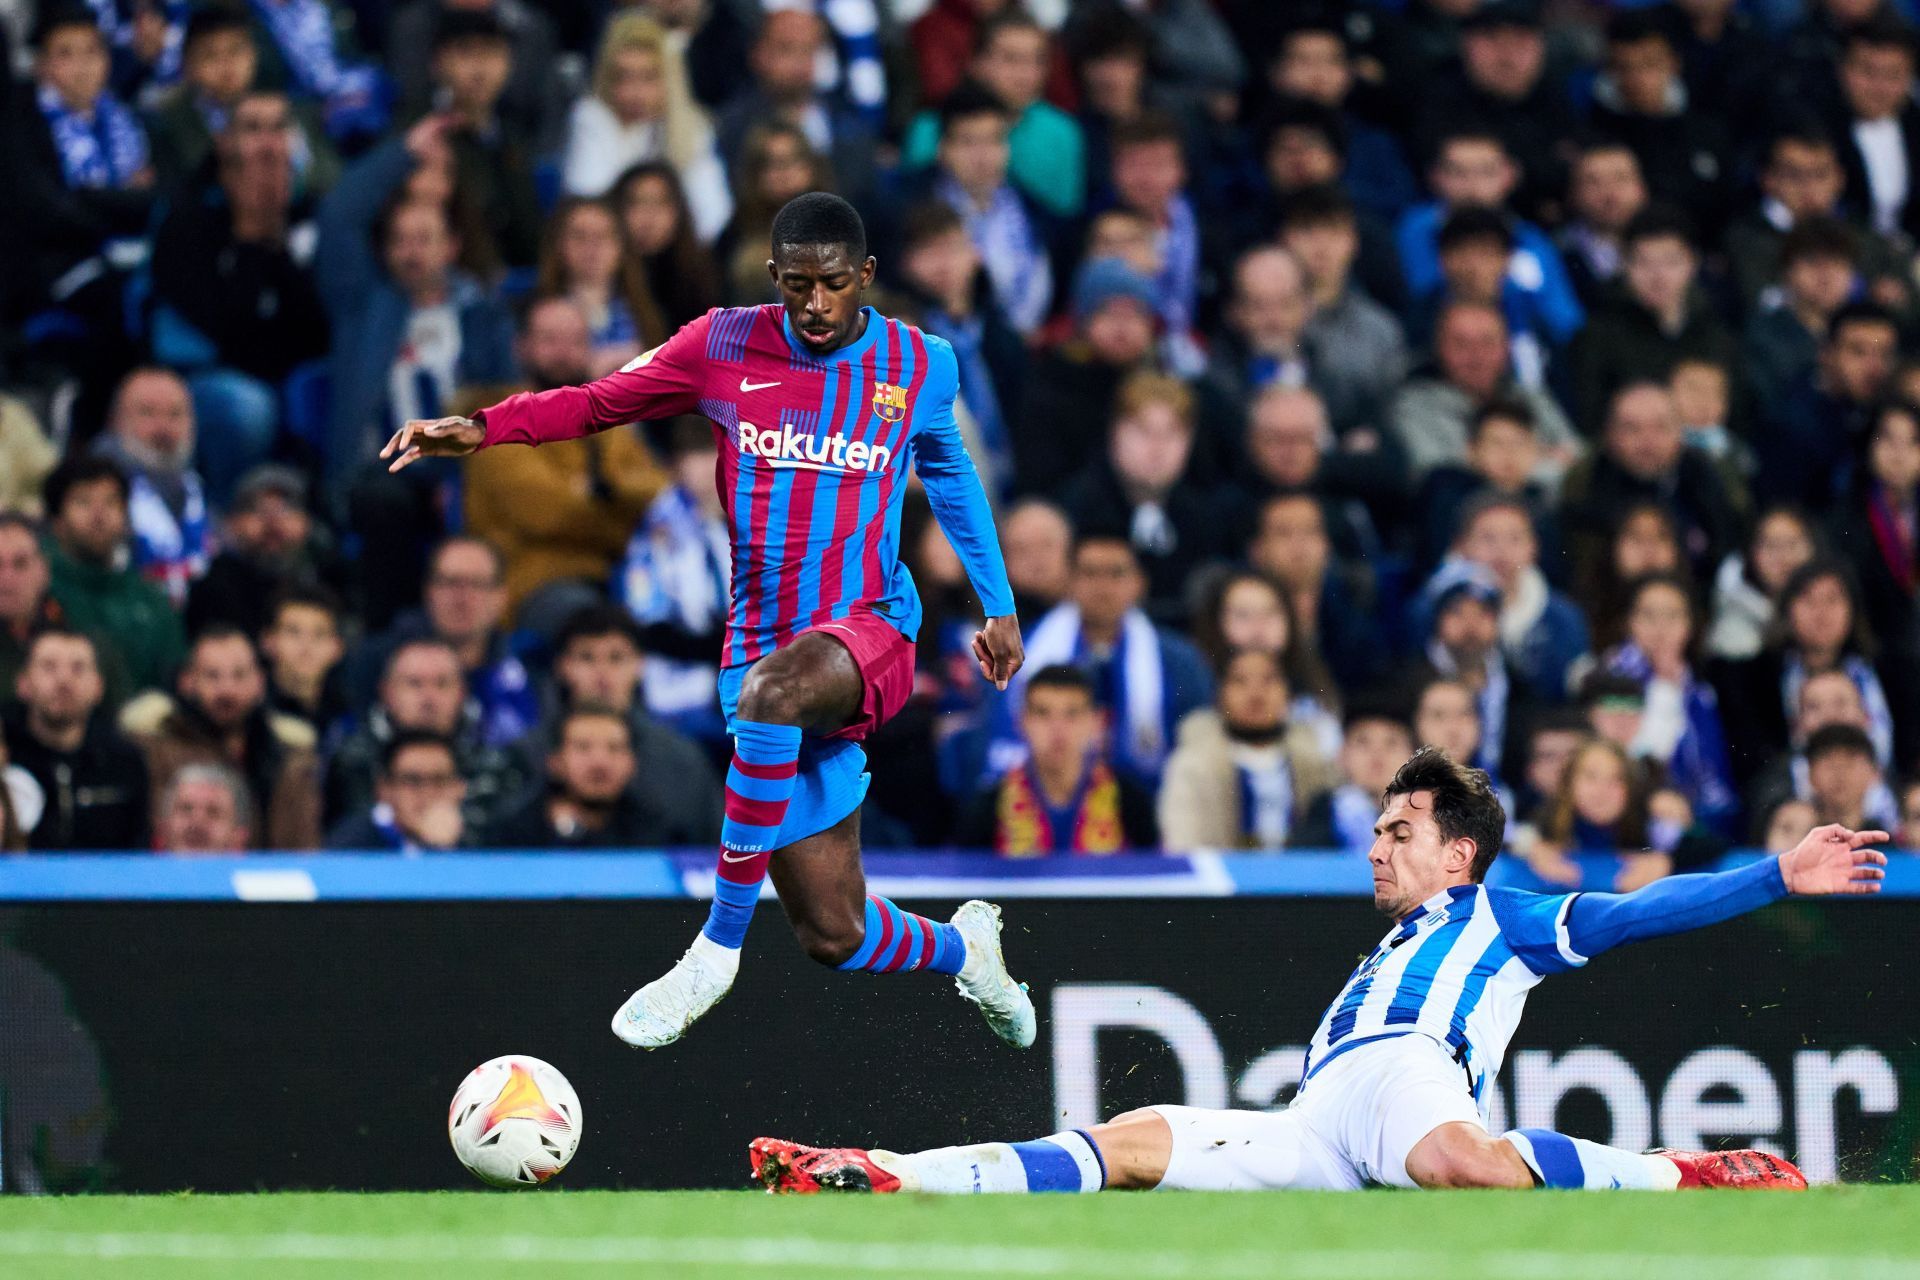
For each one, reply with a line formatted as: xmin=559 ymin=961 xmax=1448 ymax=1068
xmin=382 ymin=193 xmax=1036 ymax=1050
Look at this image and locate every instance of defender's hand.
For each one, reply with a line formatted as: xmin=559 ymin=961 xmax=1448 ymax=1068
xmin=972 ymin=614 xmax=1024 ymax=692
xmin=382 ymin=416 xmax=485 ymax=472
xmin=1780 ymin=824 xmax=1889 ymax=896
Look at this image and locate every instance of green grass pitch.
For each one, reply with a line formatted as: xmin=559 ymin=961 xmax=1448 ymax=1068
xmin=1 ymin=1188 xmax=1916 ymax=1280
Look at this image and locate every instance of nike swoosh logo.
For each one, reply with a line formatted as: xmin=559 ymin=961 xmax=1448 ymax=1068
xmin=739 ymin=378 xmax=781 ymax=392
xmin=720 ymin=850 xmax=758 ymax=863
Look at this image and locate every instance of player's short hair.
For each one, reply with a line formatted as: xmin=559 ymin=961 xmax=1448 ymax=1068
xmin=380 ymin=729 xmax=458 ymax=776
xmin=1382 ymin=746 xmax=1507 ymax=881
xmin=43 ymin=456 xmax=129 ymax=517
xmin=1024 ymin=664 xmax=1095 ymax=706
xmin=770 ymin=192 xmax=868 ymax=264
xmin=1806 ymin=722 xmax=1877 ymax=766
xmin=1779 ymin=216 xmax=1859 ymax=271
xmin=1469 ymin=396 xmax=1537 ymax=441
xmin=554 ymin=603 xmax=645 ymax=656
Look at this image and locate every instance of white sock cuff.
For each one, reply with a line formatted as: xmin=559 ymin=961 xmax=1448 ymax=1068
xmin=1042 ymin=1130 xmax=1106 ymax=1192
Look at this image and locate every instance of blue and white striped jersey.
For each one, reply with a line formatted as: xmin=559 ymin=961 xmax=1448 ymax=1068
xmin=1302 ymin=883 xmax=1585 ymax=1110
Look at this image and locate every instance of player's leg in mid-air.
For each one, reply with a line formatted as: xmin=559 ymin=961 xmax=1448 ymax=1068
xmin=611 ymin=629 xmax=1035 ymax=1049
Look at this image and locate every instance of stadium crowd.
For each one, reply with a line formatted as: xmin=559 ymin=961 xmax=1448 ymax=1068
xmin=3 ymin=0 xmax=1920 ymax=889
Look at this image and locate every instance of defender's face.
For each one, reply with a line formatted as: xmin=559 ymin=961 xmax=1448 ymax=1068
xmin=1369 ymin=790 xmax=1471 ymax=919
xmin=770 ymin=244 xmax=875 ymax=355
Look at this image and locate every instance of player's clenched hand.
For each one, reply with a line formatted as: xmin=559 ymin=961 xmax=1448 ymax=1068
xmin=381 ymin=416 xmax=486 ymax=472
xmin=973 ymin=614 xmax=1024 ymax=692
xmin=1779 ymin=823 xmax=1890 ymax=896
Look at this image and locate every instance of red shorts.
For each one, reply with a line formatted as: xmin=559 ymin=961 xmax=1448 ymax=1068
xmin=804 ymin=613 xmax=917 ymax=743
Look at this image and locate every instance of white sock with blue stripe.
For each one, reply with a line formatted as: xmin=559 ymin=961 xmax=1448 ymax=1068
xmin=1503 ymin=1129 xmax=1682 ymax=1190
xmin=890 ymin=1131 xmax=1106 ymax=1194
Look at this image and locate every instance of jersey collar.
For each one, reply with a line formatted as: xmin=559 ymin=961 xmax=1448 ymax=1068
xmin=781 ymin=306 xmax=882 ymax=365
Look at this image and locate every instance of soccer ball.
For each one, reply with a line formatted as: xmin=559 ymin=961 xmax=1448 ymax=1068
xmin=448 ymin=1055 xmax=583 ymax=1188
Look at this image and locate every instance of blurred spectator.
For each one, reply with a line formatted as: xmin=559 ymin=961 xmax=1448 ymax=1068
xmin=1395 ymin=127 xmax=1584 ymax=355
xmin=1556 ymin=138 xmax=1649 ymax=309
xmin=1290 ymin=701 xmax=1415 ymax=851
xmin=1560 ymin=382 xmax=1746 ymax=589
xmin=715 ymin=121 xmax=830 ymax=305
xmin=0 ymin=719 xmax=36 ymax=850
xmin=613 ymin=419 xmax=728 ymax=743
xmin=914 ymin=0 xmax=1076 ymax=116
xmin=563 ymin=14 xmax=729 ymax=242
xmin=1526 ymin=737 xmax=1670 ymax=888
xmin=259 ymin=584 xmax=346 ymax=735
xmin=0 ymin=516 xmax=64 ymax=698
xmin=185 ymin=463 xmax=343 ymax=639
xmin=1263 ymin=18 xmax=1415 ymax=220
xmin=1828 ymin=398 xmax=1920 ymax=656
xmin=903 ymin=10 xmax=1083 ymax=219
xmin=1576 ymin=500 xmax=1689 ymax=650
xmin=614 ymin=161 xmax=723 ymax=327
xmin=1715 ymin=558 xmax=1895 ymax=790
xmin=390 ymin=0 xmax=563 ymax=156
xmin=1423 ymin=0 xmax=1574 ymax=224
xmin=1410 ymin=563 xmax=1534 ymax=780
xmin=903 ymin=82 xmax=1054 ymax=336
xmin=315 ymin=114 xmax=516 ymax=504
xmin=715 ymin=9 xmax=876 ymax=211
xmin=144 ymin=5 xmax=338 ymax=192
xmin=632 ymin=0 xmax=753 ymax=115
xmin=1448 ymin=492 xmax=1589 ymax=700
xmin=1670 ymin=355 xmax=1738 ymax=467
xmin=353 ymin=536 xmax=536 ymax=746
xmin=1746 ymin=667 xmax=1898 ymax=836
xmin=1757 ymin=301 xmax=1899 ymax=509
xmin=1707 ymin=504 xmax=1820 ymax=660
xmin=1279 ymin=185 xmax=1411 ymax=427
xmin=120 ymin=624 xmax=320 ymax=850
xmin=42 ymin=456 xmax=185 ymax=698
xmin=1006 ymin=535 xmax=1212 ymax=786
xmin=327 ymin=727 xmax=469 ymax=850
xmin=1742 ymin=217 xmax=1861 ymax=414
xmin=1246 ymin=492 xmax=1382 ymax=693
xmin=1191 ymin=566 xmax=1339 ymax=740
xmin=3 ymin=627 xmax=149 ymax=850
xmin=1512 ymin=706 xmax=1591 ymax=822
xmin=1417 ymin=398 xmax=1560 ymax=576
xmin=1012 ymin=256 xmax=1157 ymax=495
xmin=532 ymin=198 xmax=666 ymax=373
xmin=540 ymin=604 xmax=720 ymax=843
xmin=154 ymin=762 xmax=253 ymax=854
xmin=425 ymin=10 xmax=543 ymax=269
xmin=1805 ymin=721 xmax=1884 ymax=829
xmin=1589 ymin=10 xmax=1733 ymax=237
xmin=486 ymin=704 xmax=685 ymax=848
xmin=1571 ymin=207 xmax=1737 ymax=435
xmin=1900 ymin=775 xmax=1920 ymax=848
xmin=1159 ymin=648 xmax=1337 ymax=851
xmin=1061 ymin=371 xmax=1225 ymax=625
xmin=1000 ymin=498 xmax=1073 ymax=624
xmin=1409 ymin=674 xmax=1498 ymax=793
xmin=1833 ymin=16 xmax=1920 ymax=241
xmin=1389 ymin=299 xmax=1580 ymax=482
xmin=896 ymin=201 xmax=1025 ymax=489
xmin=1229 ymin=386 xmax=1396 ymax=563
xmin=148 ymin=90 xmax=331 ymax=504
xmin=463 ymin=298 xmax=665 ymax=617
xmin=1599 ymin=572 xmax=1740 ymax=834
xmin=87 ymin=369 xmax=209 ymax=607
xmin=957 ymin=664 xmax=1157 ymax=855
xmin=324 ymin=635 xmax=529 ymax=832
xmin=247 ymin=0 xmax=388 ymax=145
xmin=1726 ymin=127 xmax=1903 ymax=318
xmin=1411 ymin=207 xmax=1560 ymax=382
xmin=1104 ymin=112 xmax=1204 ymax=364
xmin=0 ymin=395 xmax=60 ymax=518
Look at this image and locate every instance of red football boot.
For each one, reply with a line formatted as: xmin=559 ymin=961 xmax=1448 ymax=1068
xmin=749 ymin=1137 xmax=905 ymax=1195
xmin=1651 ymin=1148 xmax=1808 ymax=1190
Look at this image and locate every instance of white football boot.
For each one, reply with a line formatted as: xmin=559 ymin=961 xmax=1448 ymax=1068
xmin=611 ymin=933 xmax=739 ymax=1049
xmin=950 ymin=899 xmax=1037 ymax=1048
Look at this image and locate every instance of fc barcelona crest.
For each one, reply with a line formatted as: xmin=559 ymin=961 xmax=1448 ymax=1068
xmin=872 ymin=381 xmax=909 ymax=423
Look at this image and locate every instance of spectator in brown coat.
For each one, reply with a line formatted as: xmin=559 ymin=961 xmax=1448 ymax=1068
xmin=119 ymin=625 xmax=321 ymax=850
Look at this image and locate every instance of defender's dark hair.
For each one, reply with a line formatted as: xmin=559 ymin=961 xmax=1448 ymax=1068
xmin=1382 ymin=746 xmax=1507 ymax=881
xmin=1025 ymin=663 xmax=1096 ymax=704
xmin=770 ymin=192 xmax=868 ymax=263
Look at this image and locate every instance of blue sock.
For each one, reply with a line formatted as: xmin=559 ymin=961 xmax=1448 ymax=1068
xmin=1503 ymin=1129 xmax=1676 ymax=1190
xmin=702 ymin=720 xmax=802 ymax=949
xmin=1010 ymin=1132 xmax=1107 ymax=1192
xmin=835 ymin=895 xmax=968 ymax=975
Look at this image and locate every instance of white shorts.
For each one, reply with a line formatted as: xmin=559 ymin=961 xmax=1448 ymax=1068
xmin=1149 ymin=1034 xmax=1485 ymax=1191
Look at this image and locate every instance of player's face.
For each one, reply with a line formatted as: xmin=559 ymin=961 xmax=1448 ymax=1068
xmin=1369 ymin=789 xmax=1473 ymax=918
xmin=771 ymin=244 xmax=876 ymax=355
xmin=161 ymin=779 xmax=247 ymax=854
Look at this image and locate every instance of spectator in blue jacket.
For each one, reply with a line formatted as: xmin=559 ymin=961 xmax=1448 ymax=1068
xmin=1396 ymin=126 xmax=1585 ymax=354
xmin=1449 ymin=492 xmax=1590 ymax=701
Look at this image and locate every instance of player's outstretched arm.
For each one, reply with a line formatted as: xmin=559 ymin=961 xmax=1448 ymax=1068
xmin=1556 ymin=824 xmax=1888 ymax=962
xmin=1778 ymin=822 xmax=1891 ymax=896
xmin=381 ymin=416 xmax=485 ymax=472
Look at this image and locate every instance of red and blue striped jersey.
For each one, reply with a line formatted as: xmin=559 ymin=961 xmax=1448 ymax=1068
xmin=479 ymin=305 xmax=1014 ymax=667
